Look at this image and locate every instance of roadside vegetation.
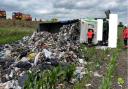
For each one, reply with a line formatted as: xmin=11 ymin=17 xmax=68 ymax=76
xmin=99 ymin=50 xmax=119 ymax=89
xmin=0 ymin=27 xmax=35 ymax=44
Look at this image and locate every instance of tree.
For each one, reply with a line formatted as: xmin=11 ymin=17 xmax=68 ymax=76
xmin=35 ymin=18 xmax=37 ymax=21
xmin=39 ymin=19 xmax=42 ymax=22
xmin=118 ymin=22 xmax=124 ymax=27
xmin=50 ymin=17 xmax=58 ymax=22
xmin=105 ymin=10 xmax=111 ymax=19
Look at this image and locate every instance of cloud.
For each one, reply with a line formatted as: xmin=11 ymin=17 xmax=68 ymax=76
xmin=0 ymin=0 xmax=127 ymax=24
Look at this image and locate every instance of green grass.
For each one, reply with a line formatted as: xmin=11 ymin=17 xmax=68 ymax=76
xmin=0 ymin=27 xmax=35 ymax=44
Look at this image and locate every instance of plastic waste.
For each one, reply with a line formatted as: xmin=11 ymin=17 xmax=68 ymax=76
xmin=34 ymin=52 xmax=41 ymax=66
xmin=15 ymin=61 xmax=32 ymax=69
xmin=93 ymin=71 xmax=102 ymax=77
xmin=5 ymin=49 xmax=11 ymax=57
xmin=75 ymin=67 xmax=85 ymax=80
xmin=43 ymin=49 xmax=52 ymax=58
xmin=0 ymin=22 xmax=84 ymax=88
xmin=20 ymin=57 xmax=29 ymax=62
xmin=28 ymin=53 xmax=36 ymax=60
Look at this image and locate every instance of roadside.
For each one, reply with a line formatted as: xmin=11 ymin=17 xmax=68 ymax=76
xmin=0 ymin=27 xmax=35 ymax=44
xmin=112 ymin=49 xmax=128 ymax=89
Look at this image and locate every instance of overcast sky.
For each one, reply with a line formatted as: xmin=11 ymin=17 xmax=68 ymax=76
xmin=0 ymin=0 xmax=127 ymax=24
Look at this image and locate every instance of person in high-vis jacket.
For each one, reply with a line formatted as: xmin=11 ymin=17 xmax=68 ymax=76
xmin=123 ymin=26 xmax=128 ymax=48
xmin=87 ymin=29 xmax=94 ymax=45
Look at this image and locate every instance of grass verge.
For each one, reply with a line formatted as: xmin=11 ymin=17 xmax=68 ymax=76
xmin=0 ymin=27 xmax=35 ymax=44
xmin=99 ymin=49 xmax=119 ymax=89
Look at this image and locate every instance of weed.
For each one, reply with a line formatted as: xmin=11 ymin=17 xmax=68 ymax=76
xmin=24 ymin=64 xmax=76 ymax=89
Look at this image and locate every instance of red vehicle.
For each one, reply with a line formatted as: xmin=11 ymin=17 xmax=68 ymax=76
xmin=22 ymin=14 xmax=32 ymax=21
xmin=0 ymin=9 xmax=6 ymax=19
xmin=12 ymin=12 xmax=22 ymax=20
xmin=12 ymin=12 xmax=32 ymax=21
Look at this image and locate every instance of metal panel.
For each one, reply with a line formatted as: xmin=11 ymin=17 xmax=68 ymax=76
xmin=80 ymin=20 xmax=88 ymax=43
xmin=97 ymin=19 xmax=103 ymax=41
xmin=108 ymin=14 xmax=118 ymax=48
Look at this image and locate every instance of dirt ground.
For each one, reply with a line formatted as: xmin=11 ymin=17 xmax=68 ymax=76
xmin=86 ymin=61 xmax=108 ymax=89
xmin=112 ymin=49 xmax=128 ymax=89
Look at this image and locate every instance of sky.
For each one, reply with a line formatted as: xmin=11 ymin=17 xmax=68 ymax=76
xmin=0 ymin=0 xmax=127 ymax=25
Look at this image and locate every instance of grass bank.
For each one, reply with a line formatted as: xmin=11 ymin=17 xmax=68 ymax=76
xmin=0 ymin=27 xmax=35 ymax=44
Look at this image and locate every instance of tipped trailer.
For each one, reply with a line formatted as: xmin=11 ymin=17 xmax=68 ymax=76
xmin=37 ymin=14 xmax=118 ymax=48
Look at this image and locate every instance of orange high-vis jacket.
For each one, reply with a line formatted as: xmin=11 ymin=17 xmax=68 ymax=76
xmin=87 ymin=31 xmax=93 ymax=39
xmin=123 ymin=28 xmax=128 ymax=39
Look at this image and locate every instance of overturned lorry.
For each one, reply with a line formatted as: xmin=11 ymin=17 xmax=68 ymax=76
xmin=37 ymin=14 xmax=118 ymax=48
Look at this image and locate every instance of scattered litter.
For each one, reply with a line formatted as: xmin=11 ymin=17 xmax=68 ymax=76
xmin=85 ymin=83 xmax=91 ymax=87
xmin=96 ymin=46 xmax=108 ymax=50
xmin=43 ymin=49 xmax=52 ymax=58
xmin=93 ymin=71 xmax=102 ymax=77
xmin=0 ymin=23 xmax=89 ymax=88
xmin=34 ymin=52 xmax=42 ymax=66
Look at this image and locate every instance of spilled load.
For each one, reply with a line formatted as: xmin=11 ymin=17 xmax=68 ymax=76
xmin=0 ymin=22 xmax=85 ymax=89
xmin=38 ymin=13 xmax=118 ymax=48
xmin=12 ymin=12 xmax=32 ymax=21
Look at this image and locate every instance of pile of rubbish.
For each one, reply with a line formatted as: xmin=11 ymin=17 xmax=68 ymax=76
xmin=0 ymin=23 xmax=87 ymax=89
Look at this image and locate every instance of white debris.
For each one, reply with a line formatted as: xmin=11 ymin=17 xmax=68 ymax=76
xmin=107 ymin=54 xmax=110 ymax=57
xmin=5 ymin=49 xmax=11 ymax=57
xmin=1 ymin=80 xmax=22 ymax=89
xmin=14 ymin=67 xmax=20 ymax=72
xmin=5 ymin=74 xmax=9 ymax=80
xmin=9 ymin=70 xmax=14 ymax=78
xmin=75 ymin=67 xmax=86 ymax=80
xmin=79 ymin=59 xmax=87 ymax=65
xmin=70 ymin=78 xmax=77 ymax=84
xmin=96 ymin=46 xmax=108 ymax=50
xmin=79 ymin=59 xmax=84 ymax=64
xmin=43 ymin=49 xmax=52 ymax=58
xmin=34 ymin=52 xmax=41 ymax=66
xmin=93 ymin=71 xmax=102 ymax=77
xmin=20 ymin=57 xmax=29 ymax=62
xmin=85 ymin=83 xmax=91 ymax=87
xmin=59 ymin=52 xmax=65 ymax=58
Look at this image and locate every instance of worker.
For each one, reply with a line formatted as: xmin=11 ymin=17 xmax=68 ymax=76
xmin=123 ymin=26 xmax=128 ymax=48
xmin=87 ymin=29 xmax=94 ymax=46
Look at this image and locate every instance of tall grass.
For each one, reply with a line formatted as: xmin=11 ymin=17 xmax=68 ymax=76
xmin=0 ymin=27 xmax=35 ymax=44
